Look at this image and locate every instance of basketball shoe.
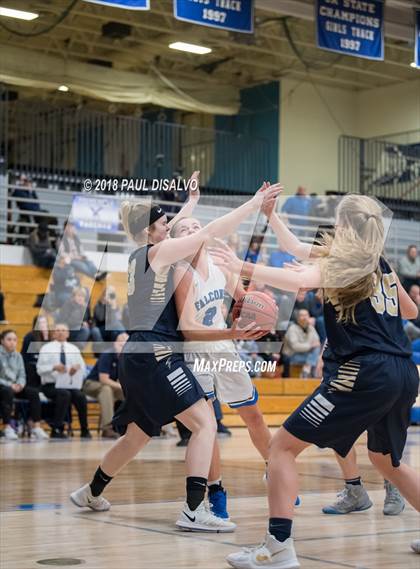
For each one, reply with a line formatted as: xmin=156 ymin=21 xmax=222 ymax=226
xmin=226 ymin=533 xmax=300 ymax=569
xmin=383 ymin=480 xmax=405 ymax=515
xmin=70 ymin=483 xmax=111 ymax=511
xmin=322 ymin=483 xmax=372 ymax=514
xmin=176 ymin=501 xmax=236 ymax=532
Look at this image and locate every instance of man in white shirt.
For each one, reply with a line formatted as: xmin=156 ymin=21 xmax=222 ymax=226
xmin=37 ymin=323 xmax=91 ymax=439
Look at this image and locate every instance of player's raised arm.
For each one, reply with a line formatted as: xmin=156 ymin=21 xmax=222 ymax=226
xmin=167 ymin=171 xmax=200 ymax=230
xmin=262 ymin=183 xmax=323 ymax=260
xmin=148 ymin=183 xmax=282 ymax=272
xmin=209 ymin=240 xmax=322 ymax=293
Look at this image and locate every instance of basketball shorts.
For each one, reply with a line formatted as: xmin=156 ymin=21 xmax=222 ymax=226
xmin=113 ymin=333 xmax=206 ymax=437
xmin=184 ymin=340 xmax=259 ymax=409
xmin=283 ymin=352 xmax=419 ymax=467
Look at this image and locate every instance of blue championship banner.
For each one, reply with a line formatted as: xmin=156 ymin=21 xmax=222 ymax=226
xmin=83 ymin=0 xmax=149 ymax=9
xmin=416 ymin=10 xmax=420 ymax=68
xmin=174 ymin=0 xmax=253 ymax=34
xmin=316 ymin=0 xmax=384 ymax=60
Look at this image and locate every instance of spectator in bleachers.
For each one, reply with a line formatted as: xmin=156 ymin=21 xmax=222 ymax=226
xmin=398 ymin=245 xmax=420 ymax=291
xmin=21 ymin=316 xmax=52 ymax=388
xmin=0 ymin=329 xmax=49 ymax=440
xmin=93 ymin=286 xmax=126 ymax=342
xmin=0 ymin=285 xmax=7 ymax=324
xmin=37 ymin=322 xmax=91 ymax=439
xmin=227 ymin=233 xmax=242 ymax=257
xmin=282 ymin=309 xmax=321 ymax=378
xmin=57 ymin=287 xmax=102 ymax=349
xmin=82 ymin=332 xmax=127 ymax=439
xmin=60 ymin=221 xmax=106 ymax=281
xmin=281 ymin=186 xmax=312 ymax=234
xmin=293 ymin=289 xmax=326 ymax=343
xmin=27 ymin=220 xmax=57 ymax=269
xmin=51 ymin=254 xmax=81 ymax=305
xmin=243 ymin=237 xmax=263 ymax=264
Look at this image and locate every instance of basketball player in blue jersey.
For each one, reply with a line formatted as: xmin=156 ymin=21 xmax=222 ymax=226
xmin=70 ymin=177 xmax=282 ymax=534
xmin=171 ymin=216 xmax=272 ymax=520
xmin=210 ymin=193 xmax=420 ymax=567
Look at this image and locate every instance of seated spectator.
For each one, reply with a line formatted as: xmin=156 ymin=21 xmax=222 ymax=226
xmin=293 ymin=289 xmax=326 ymax=343
xmin=93 ymin=286 xmax=126 ymax=342
xmin=21 ymin=315 xmax=52 ymax=387
xmin=82 ymin=332 xmax=127 ymax=438
xmin=237 ymin=339 xmax=265 ymax=378
xmin=57 ymin=287 xmax=102 ymax=349
xmin=0 ymin=285 xmax=8 ymax=324
xmin=281 ymin=186 xmax=312 ymax=235
xmin=398 ymin=245 xmax=420 ymax=291
xmin=243 ymin=237 xmax=263 ymax=264
xmin=27 ymin=221 xmax=57 ymax=269
xmin=51 ymin=254 xmax=81 ymax=305
xmin=282 ymin=309 xmax=321 ymax=378
xmin=36 ymin=323 xmax=91 ymax=439
xmin=11 ymin=174 xmax=56 ymax=241
xmin=0 ymin=329 xmax=48 ymax=440
xmin=269 ymin=248 xmax=295 ymax=268
xmin=60 ymin=221 xmax=106 ymax=281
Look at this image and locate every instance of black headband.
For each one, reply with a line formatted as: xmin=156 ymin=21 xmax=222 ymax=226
xmin=129 ymin=205 xmax=165 ymax=235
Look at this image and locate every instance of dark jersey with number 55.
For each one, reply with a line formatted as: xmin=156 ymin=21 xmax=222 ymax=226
xmin=323 ymin=257 xmax=412 ymax=363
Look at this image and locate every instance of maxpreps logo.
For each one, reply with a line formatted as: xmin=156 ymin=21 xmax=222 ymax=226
xmin=193 ymin=358 xmax=276 ymax=374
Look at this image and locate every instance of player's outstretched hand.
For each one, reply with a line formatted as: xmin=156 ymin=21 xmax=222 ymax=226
xmin=188 ymin=170 xmax=200 ymax=203
xmin=261 ymin=181 xmax=283 ymax=217
xmin=250 ymin=182 xmax=283 ymax=212
xmin=208 ymin=239 xmax=242 ymax=274
xmin=229 ymin=318 xmax=266 ymax=340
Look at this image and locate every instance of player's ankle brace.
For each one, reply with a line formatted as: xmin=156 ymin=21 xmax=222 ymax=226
xmin=269 ymin=517 xmax=292 ymax=542
xmin=90 ymin=466 xmax=113 ymax=497
xmin=186 ymin=476 xmax=207 ymax=511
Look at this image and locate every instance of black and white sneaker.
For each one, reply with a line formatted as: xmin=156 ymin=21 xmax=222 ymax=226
xmin=176 ymin=501 xmax=236 ymax=532
xmin=70 ymin=483 xmax=111 ymax=511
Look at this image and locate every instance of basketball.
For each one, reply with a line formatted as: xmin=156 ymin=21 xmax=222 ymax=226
xmin=232 ymin=291 xmax=278 ymax=332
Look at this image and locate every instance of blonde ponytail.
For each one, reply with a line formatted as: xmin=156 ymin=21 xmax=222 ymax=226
xmin=120 ymin=201 xmax=152 ymax=244
xmin=319 ymin=195 xmax=385 ymax=323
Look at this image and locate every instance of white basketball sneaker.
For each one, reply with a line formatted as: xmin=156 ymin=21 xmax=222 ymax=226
xmin=176 ymin=501 xmax=236 ymax=533
xmin=70 ymin=483 xmax=111 ymax=512
xmin=226 ymin=533 xmax=300 ymax=569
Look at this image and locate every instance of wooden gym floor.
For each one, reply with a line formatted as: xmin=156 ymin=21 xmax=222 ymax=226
xmin=1 ymin=427 xmax=419 ymax=569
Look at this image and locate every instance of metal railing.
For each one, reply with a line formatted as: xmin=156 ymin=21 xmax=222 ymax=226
xmin=338 ymin=134 xmax=420 ymax=218
xmin=0 ymin=88 xmax=270 ymax=194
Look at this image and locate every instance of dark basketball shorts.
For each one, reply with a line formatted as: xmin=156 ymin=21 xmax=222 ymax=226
xmin=283 ymin=353 xmax=419 ymax=467
xmin=113 ymin=334 xmax=206 ymax=437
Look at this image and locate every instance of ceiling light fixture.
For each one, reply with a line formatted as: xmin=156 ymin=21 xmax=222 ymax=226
xmin=410 ymin=62 xmax=418 ymax=68
xmin=169 ymin=42 xmax=212 ymax=55
xmin=0 ymin=7 xmax=39 ymax=20
xmin=58 ymin=85 xmax=69 ymax=92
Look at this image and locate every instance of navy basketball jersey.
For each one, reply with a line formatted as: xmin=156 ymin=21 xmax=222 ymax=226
xmin=323 ymin=257 xmax=412 ymax=362
xmin=127 ymin=245 xmax=181 ymax=341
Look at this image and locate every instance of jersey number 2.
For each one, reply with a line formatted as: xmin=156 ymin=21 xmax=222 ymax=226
xmin=370 ymin=273 xmax=398 ymax=317
xmin=203 ymin=306 xmax=217 ymax=326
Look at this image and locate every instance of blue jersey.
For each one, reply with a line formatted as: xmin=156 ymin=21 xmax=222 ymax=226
xmin=323 ymin=257 xmax=412 ymax=362
xmin=126 ymin=245 xmax=181 ymax=342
